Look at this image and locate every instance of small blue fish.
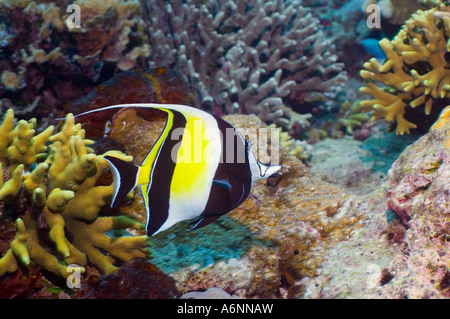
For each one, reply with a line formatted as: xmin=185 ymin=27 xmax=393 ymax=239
xmin=361 ymin=38 xmax=386 ymax=64
xmin=73 ymin=103 xmax=281 ymax=236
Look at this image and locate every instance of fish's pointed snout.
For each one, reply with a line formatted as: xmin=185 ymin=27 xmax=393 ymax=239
xmin=258 ymin=163 xmax=281 ymax=179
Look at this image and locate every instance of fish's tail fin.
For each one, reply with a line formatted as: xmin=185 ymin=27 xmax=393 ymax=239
xmin=104 ymin=155 xmax=140 ymax=208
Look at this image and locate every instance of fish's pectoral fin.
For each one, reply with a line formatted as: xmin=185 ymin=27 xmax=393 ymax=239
xmin=189 ymin=216 xmax=221 ymax=230
xmin=229 ymin=176 xmax=249 ymax=208
xmin=104 ymin=155 xmax=139 ymax=208
xmin=213 ymin=179 xmax=232 ymax=190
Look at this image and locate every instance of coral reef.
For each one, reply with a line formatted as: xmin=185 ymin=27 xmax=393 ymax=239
xmin=67 ymin=0 xmax=149 ymax=71
xmin=316 ymin=100 xmax=370 ymax=139
xmin=360 ymin=5 xmax=450 ymax=134
xmin=80 ymin=258 xmax=180 ymax=299
xmin=268 ymin=123 xmax=313 ymax=161
xmin=145 ymin=0 xmax=346 ymax=132
xmin=303 ymin=106 xmax=450 ymax=299
xmin=0 ymin=266 xmax=44 ymax=298
xmin=335 ymin=101 xmax=370 ymax=136
xmin=181 ymin=287 xmax=235 ymax=299
xmin=2 ymin=0 xmax=449 ymax=300
xmin=0 ymin=0 xmax=149 ymax=118
xmin=309 ymin=137 xmax=382 ymax=195
xmin=420 ymin=0 xmax=450 ymax=7
xmin=308 ymin=120 xmax=418 ymax=195
xmin=380 ymin=117 xmax=450 ymax=297
xmin=363 ymin=0 xmax=427 ymax=25
xmin=0 ymin=109 xmax=147 ymax=280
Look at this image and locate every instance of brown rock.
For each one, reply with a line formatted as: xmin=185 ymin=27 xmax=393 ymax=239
xmin=81 ymin=258 xmax=180 ymax=299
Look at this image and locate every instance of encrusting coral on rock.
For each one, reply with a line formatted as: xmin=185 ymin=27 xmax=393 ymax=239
xmin=65 ymin=68 xmax=189 ymax=139
xmin=360 ymin=4 xmax=450 ymax=134
xmin=145 ymin=0 xmax=346 ymax=132
xmin=80 ymin=258 xmax=180 ymax=299
xmin=0 ymin=109 xmax=147 ymax=280
xmin=0 ymin=0 xmax=150 ymax=118
xmin=363 ymin=0 xmax=427 ymax=25
xmin=302 ymin=105 xmax=450 ymax=299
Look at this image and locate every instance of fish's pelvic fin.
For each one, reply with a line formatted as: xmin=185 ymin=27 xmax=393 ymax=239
xmin=104 ymin=155 xmax=139 ymax=208
xmin=189 ymin=216 xmax=221 ymax=230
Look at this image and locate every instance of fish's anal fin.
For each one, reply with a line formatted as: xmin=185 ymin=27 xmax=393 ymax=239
xmin=104 ymin=155 xmax=139 ymax=208
xmin=189 ymin=216 xmax=221 ymax=230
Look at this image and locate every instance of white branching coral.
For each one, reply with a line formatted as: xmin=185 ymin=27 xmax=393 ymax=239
xmin=145 ymin=0 xmax=346 ymax=131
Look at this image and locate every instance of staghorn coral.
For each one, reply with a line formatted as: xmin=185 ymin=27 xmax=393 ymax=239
xmin=0 ymin=109 xmax=147 ymax=279
xmin=145 ymin=0 xmax=346 ymax=132
xmin=360 ymin=5 xmax=450 ymax=134
xmin=0 ymin=0 xmax=149 ymax=118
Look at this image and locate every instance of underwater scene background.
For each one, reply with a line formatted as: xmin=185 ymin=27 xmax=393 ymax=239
xmin=0 ymin=0 xmax=450 ymax=299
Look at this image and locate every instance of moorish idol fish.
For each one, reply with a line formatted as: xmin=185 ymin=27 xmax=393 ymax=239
xmin=72 ymin=103 xmax=281 ymax=236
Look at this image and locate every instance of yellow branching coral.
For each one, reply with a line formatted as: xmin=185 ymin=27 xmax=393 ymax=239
xmin=336 ymin=100 xmax=370 ymax=135
xmin=0 ymin=219 xmax=29 ymax=274
xmin=360 ymin=5 xmax=450 ymax=134
xmin=0 ymin=109 xmax=147 ymax=279
xmin=0 ymin=109 xmax=15 ymax=162
xmin=420 ymin=0 xmax=450 ymax=8
xmin=8 ymin=118 xmax=54 ymax=171
xmin=267 ymin=124 xmax=313 ymax=161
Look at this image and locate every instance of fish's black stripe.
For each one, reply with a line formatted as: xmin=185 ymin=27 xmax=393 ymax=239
xmin=104 ymin=156 xmax=139 ymax=208
xmin=146 ymin=111 xmax=187 ymax=235
xmin=200 ymin=116 xmax=252 ymax=220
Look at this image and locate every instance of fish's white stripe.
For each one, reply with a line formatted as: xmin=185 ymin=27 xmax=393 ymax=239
xmin=140 ymin=184 xmax=150 ymax=230
xmin=109 ymin=160 xmax=121 ymax=207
